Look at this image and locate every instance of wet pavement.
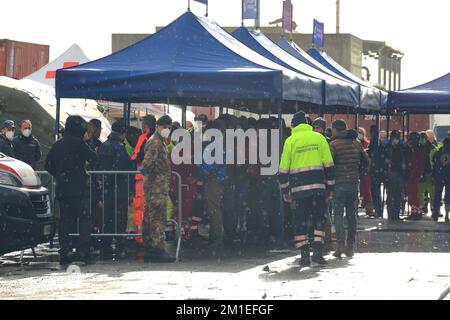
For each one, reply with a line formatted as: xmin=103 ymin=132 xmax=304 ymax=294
xmin=1 ymin=216 xmax=450 ymax=300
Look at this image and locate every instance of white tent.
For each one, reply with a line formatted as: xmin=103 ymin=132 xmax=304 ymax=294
xmin=25 ymin=44 xmax=90 ymax=88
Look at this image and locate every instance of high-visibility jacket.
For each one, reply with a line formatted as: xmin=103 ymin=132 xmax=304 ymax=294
xmin=278 ymin=124 xmax=335 ymax=199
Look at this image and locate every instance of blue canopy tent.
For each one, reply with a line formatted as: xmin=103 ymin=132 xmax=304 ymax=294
xmin=56 ymin=12 xmax=329 ymax=130
xmin=55 ymin=11 xmax=326 ymax=249
xmin=388 ymin=73 xmax=450 ymax=114
xmin=307 ymin=47 xmax=387 ymax=113
xmin=232 ymin=27 xmax=359 ymax=115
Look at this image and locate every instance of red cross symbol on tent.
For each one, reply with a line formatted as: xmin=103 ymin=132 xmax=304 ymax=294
xmin=45 ymin=62 xmax=80 ymax=79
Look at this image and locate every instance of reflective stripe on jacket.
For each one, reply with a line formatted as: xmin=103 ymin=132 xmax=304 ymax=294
xmin=278 ymin=124 xmax=335 ymax=198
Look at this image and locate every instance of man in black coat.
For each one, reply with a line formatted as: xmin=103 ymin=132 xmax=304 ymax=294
xmin=0 ymin=120 xmax=16 ymax=157
xmin=12 ymin=120 xmax=42 ymax=169
xmin=45 ymin=115 xmax=97 ymax=265
xmin=96 ymin=120 xmax=134 ymax=258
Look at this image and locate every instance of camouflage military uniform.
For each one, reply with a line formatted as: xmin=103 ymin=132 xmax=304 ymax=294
xmin=142 ymin=132 xmax=171 ymax=250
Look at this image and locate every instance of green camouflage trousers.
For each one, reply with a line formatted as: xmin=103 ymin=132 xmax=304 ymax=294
xmin=143 ymin=193 xmax=167 ymax=250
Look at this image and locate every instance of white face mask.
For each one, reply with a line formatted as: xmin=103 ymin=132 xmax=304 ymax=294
xmin=358 ymin=134 xmax=364 ymax=141
xmin=22 ymin=129 xmax=32 ymax=137
xmin=5 ymin=131 xmax=14 ymax=140
xmin=160 ymin=128 xmax=171 ymax=139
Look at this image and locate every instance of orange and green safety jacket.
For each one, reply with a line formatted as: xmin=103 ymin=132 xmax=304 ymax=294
xmin=278 ymin=123 xmax=335 ymax=199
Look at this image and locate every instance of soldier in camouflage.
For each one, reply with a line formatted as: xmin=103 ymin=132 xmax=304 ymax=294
xmin=142 ymin=115 xmax=176 ymax=262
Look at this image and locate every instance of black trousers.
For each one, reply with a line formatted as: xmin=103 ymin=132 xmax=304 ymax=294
xmin=387 ymin=172 xmax=404 ymax=220
xmin=371 ymin=174 xmax=383 ymax=218
xmin=293 ymin=194 xmax=326 ymax=250
xmin=58 ymin=197 xmax=91 ymax=255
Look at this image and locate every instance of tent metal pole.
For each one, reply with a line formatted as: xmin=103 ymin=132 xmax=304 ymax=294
xmin=355 ymin=86 xmax=361 ymax=129
xmin=255 ymin=0 xmax=260 ymax=29
xmin=386 ymin=108 xmax=391 ymax=141
xmin=319 ymin=80 xmax=326 ymax=117
xmin=376 ymin=113 xmax=380 ymax=145
xmin=406 ymin=113 xmax=410 ymax=139
xmin=55 ymin=98 xmax=61 ymax=141
xmin=402 ymin=112 xmax=406 ymax=141
xmin=277 ymin=99 xmax=284 ymax=247
xmin=241 ymin=0 xmax=244 ymax=26
xmin=188 ymin=0 xmax=191 ymax=11
xmin=123 ymin=103 xmax=127 ymax=123
xmin=182 ymin=105 xmax=187 ymax=128
xmin=127 ymin=103 xmax=131 ymax=131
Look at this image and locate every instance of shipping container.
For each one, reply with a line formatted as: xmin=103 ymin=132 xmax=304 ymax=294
xmin=0 ymin=39 xmax=49 ymax=79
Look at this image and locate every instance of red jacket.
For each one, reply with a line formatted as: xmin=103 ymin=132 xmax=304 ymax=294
xmin=132 ymin=129 xmax=152 ymax=164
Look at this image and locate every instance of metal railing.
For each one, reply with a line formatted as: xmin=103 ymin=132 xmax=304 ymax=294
xmin=36 ymin=170 xmax=183 ymax=261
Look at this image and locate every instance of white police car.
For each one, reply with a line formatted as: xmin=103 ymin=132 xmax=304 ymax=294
xmin=0 ymin=153 xmax=55 ymax=255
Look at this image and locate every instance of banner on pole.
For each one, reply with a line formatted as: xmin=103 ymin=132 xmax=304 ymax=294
xmin=313 ymin=19 xmax=325 ymax=48
xmin=243 ymin=0 xmax=258 ymax=20
xmin=193 ymin=0 xmax=208 ymax=4
xmin=282 ymin=1 xmax=293 ymax=32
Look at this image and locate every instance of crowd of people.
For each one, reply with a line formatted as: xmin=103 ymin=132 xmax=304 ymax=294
xmin=0 ymin=119 xmax=42 ymax=168
xmin=1 ymin=110 xmax=450 ymax=267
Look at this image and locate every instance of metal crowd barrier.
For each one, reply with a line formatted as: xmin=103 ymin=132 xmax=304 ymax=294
xmin=36 ymin=170 xmax=183 ymax=262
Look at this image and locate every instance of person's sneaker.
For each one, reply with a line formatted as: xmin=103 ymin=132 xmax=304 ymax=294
xmin=299 ymin=256 xmax=311 ymax=268
xmin=311 ymin=255 xmax=327 ymax=265
xmin=333 ymin=243 xmax=346 ymax=258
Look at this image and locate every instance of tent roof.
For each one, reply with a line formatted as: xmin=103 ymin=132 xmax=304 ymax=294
xmin=56 ymin=12 xmax=284 ymax=108
xmin=388 ymin=73 xmax=450 ymax=114
xmin=232 ymin=27 xmax=359 ymax=109
xmin=277 ymin=37 xmax=350 ymax=82
xmin=56 ymin=12 xmax=327 ymax=111
xmin=25 ymin=44 xmax=89 ymax=88
xmin=307 ymin=47 xmax=387 ymax=111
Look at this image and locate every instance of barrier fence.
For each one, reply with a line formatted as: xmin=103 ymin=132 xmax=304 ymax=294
xmin=36 ymin=170 xmax=183 ymax=261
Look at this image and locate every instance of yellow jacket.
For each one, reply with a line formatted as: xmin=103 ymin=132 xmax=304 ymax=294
xmin=278 ymin=124 xmax=335 ymax=199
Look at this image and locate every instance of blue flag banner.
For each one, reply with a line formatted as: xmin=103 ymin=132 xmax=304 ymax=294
xmin=282 ymin=1 xmax=293 ymax=32
xmin=193 ymin=0 xmax=208 ymax=4
xmin=243 ymin=0 xmax=258 ymax=20
xmin=313 ymin=19 xmax=325 ymax=48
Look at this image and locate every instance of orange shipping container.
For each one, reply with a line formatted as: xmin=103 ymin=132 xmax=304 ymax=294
xmin=0 ymin=39 xmax=49 ymax=79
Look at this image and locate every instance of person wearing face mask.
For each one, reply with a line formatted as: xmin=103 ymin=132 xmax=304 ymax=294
xmin=386 ymin=130 xmax=408 ymax=221
xmin=131 ymin=115 xmax=156 ymax=244
xmin=45 ymin=115 xmax=97 ymax=265
xmin=0 ymin=120 xmax=16 ymax=158
xmin=95 ymin=120 xmax=135 ymax=259
xmin=405 ymin=132 xmax=426 ymax=220
xmin=432 ymin=137 xmax=450 ymax=222
xmin=192 ymin=114 xmax=208 ymax=134
xmin=12 ymin=120 xmax=42 ymax=169
xmin=141 ymin=115 xmax=176 ymax=262
xmin=418 ymin=130 xmax=441 ymax=216
xmin=368 ymin=125 xmax=385 ymax=218
xmin=358 ymin=127 xmax=374 ymax=217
